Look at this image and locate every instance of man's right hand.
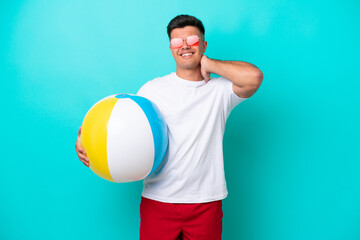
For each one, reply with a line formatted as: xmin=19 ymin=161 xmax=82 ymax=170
xmin=75 ymin=127 xmax=90 ymax=167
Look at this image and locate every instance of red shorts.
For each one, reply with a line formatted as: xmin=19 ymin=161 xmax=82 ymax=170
xmin=140 ymin=197 xmax=223 ymax=240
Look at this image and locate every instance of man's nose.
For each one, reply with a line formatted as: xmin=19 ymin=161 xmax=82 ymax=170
xmin=181 ymin=40 xmax=190 ymax=49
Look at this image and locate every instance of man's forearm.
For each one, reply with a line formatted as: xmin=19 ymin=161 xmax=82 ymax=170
xmin=201 ymin=56 xmax=263 ymax=98
xmin=205 ymin=57 xmax=262 ymax=87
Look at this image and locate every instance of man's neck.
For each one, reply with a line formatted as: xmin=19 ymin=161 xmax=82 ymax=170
xmin=176 ymin=66 xmax=204 ymax=81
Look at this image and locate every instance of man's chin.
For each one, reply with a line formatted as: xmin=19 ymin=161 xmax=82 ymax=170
xmin=177 ymin=63 xmax=201 ymax=70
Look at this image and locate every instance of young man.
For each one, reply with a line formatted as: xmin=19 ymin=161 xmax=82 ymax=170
xmin=75 ymin=15 xmax=263 ymax=240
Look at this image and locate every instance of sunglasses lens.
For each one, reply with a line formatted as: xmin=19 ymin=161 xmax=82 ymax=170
xmin=170 ymin=38 xmax=183 ymax=48
xmin=186 ymin=35 xmax=200 ymax=46
xmin=170 ymin=35 xmax=200 ymax=48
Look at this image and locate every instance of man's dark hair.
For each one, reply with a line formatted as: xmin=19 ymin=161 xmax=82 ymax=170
xmin=167 ymin=15 xmax=205 ymax=39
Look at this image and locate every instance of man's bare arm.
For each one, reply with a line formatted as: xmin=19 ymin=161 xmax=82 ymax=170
xmin=201 ymin=55 xmax=263 ymax=98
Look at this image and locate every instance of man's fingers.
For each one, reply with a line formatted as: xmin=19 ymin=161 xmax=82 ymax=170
xmin=75 ymin=127 xmax=86 ymax=155
xmin=75 ymin=144 xmax=87 ymax=157
xmin=80 ymin=158 xmax=90 ymax=167
xmin=77 ymin=151 xmax=88 ymax=161
xmin=205 ymin=73 xmax=210 ymax=82
xmin=76 ymin=126 xmax=89 ymax=167
xmin=202 ymin=71 xmax=210 ymax=83
xmin=81 ymin=155 xmax=90 ymax=167
xmin=75 ymin=144 xmax=86 ymax=154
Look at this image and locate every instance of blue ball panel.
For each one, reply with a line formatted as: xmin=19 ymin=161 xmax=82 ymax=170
xmin=117 ymin=94 xmax=169 ymax=176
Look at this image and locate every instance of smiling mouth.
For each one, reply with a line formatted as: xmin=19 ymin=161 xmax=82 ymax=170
xmin=180 ymin=53 xmax=194 ymax=57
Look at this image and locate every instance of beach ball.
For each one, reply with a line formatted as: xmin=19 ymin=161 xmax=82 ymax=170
xmin=80 ymin=94 xmax=168 ymax=183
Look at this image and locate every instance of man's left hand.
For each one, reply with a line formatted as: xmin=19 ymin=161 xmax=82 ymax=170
xmin=200 ymin=55 xmax=211 ymax=83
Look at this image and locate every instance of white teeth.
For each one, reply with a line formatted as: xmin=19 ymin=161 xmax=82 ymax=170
xmin=182 ymin=53 xmax=193 ymax=56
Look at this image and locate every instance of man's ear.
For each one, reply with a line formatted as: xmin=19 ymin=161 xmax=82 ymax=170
xmin=203 ymin=41 xmax=207 ymax=53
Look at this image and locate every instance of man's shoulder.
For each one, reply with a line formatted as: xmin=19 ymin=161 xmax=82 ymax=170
xmin=148 ymin=72 xmax=175 ymax=85
xmin=137 ymin=72 xmax=175 ymax=96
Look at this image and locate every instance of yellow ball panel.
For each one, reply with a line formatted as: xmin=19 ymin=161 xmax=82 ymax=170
xmin=80 ymin=97 xmax=118 ymax=182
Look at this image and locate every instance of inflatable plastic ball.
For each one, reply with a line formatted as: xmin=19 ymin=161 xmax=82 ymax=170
xmin=80 ymin=94 xmax=168 ymax=183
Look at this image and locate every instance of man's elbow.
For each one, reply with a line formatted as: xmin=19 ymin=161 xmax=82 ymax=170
xmin=235 ymin=70 xmax=263 ymax=98
xmin=245 ymin=68 xmax=263 ymax=91
xmin=254 ymin=68 xmax=263 ymax=86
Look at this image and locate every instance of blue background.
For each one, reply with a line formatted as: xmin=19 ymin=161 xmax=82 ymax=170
xmin=1 ymin=0 xmax=359 ymax=239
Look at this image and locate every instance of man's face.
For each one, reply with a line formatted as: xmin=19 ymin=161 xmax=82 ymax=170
xmin=169 ymin=26 xmax=207 ymax=70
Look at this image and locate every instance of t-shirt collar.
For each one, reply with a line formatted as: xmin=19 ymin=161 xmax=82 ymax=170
xmin=173 ymin=72 xmax=207 ymax=88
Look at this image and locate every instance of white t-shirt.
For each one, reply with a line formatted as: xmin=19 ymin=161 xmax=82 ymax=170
xmin=137 ymin=72 xmax=246 ymax=203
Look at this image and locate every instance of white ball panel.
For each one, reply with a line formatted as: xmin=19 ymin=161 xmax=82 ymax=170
xmin=107 ymin=98 xmax=155 ymax=182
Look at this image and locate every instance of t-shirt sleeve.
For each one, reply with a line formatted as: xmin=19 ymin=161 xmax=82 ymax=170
xmin=217 ymin=77 xmax=247 ymax=117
